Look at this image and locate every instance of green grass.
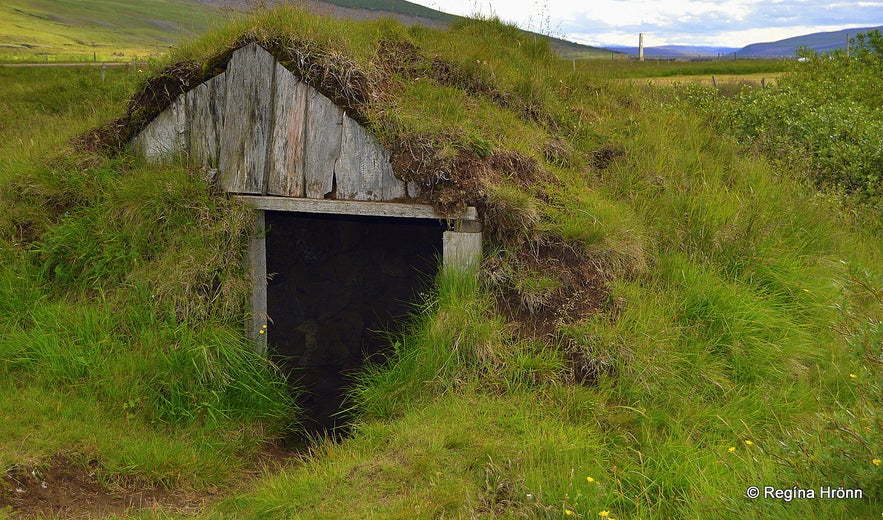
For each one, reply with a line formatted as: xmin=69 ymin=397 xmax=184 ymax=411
xmin=0 ymin=5 xmax=881 ymax=519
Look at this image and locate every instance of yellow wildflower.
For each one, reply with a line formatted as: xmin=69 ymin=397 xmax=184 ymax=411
xmin=728 ymin=446 xmax=736 ymax=453
xmin=873 ymin=458 xmax=881 ymax=466
xmin=850 ymin=374 xmax=857 ymax=379
xmin=565 ymin=509 xmax=574 ymax=516
xmin=744 ymin=440 xmax=754 ymax=446
xmin=599 ymin=512 xmax=610 ymax=518
xmin=587 ymin=476 xmax=595 ymax=484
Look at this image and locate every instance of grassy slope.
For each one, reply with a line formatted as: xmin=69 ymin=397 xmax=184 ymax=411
xmin=0 ymin=0 xmax=221 ymax=60
xmin=0 ymin=6 xmax=881 ymax=520
xmin=0 ymin=65 xmax=296 ymax=504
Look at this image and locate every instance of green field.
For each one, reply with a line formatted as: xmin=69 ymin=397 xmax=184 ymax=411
xmin=0 ymin=0 xmax=224 ymax=61
xmin=575 ymin=57 xmax=787 ymax=79
xmin=0 ymin=7 xmax=881 ymax=519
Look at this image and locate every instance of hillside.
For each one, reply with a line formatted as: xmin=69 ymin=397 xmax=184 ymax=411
xmin=737 ymin=25 xmax=883 ymax=57
xmin=191 ymin=0 xmax=611 ymax=58
xmin=0 ymin=5 xmax=881 ymax=519
xmin=0 ymin=0 xmax=221 ymax=60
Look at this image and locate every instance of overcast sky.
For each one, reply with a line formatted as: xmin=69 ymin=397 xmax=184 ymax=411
xmin=413 ymin=0 xmax=883 ymax=48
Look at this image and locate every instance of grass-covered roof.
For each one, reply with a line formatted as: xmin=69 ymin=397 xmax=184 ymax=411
xmin=91 ymin=5 xmax=646 ymax=333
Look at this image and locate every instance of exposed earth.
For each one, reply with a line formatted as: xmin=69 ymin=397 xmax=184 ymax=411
xmin=0 ymin=446 xmax=295 ymax=519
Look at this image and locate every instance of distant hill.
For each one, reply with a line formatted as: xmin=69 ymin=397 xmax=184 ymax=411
xmin=606 ymin=45 xmax=739 ymax=59
xmin=736 ymin=25 xmax=883 ymax=57
xmin=190 ymin=0 xmax=610 ymax=58
xmin=0 ymin=0 xmax=219 ymax=59
xmin=316 ymin=0 xmax=454 ymax=24
xmin=309 ymin=0 xmax=612 ymax=58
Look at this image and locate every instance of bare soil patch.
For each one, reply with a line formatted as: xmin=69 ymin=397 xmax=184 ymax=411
xmin=0 ymin=446 xmax=296 ymax=519
xmin=487 ymin=240 xmax=609 ymax=338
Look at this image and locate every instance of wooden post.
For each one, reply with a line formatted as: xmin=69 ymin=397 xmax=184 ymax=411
xmin=443 ymin=222 xmax=482 ymax=271
xmin=639 ymin=33 xmax=644 ymax=62
xmin=248 ymin=210 xmax=268 ymax=355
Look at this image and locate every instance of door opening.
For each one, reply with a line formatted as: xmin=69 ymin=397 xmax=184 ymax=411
xmin=264 ymin=211 xmax=443 ymax=437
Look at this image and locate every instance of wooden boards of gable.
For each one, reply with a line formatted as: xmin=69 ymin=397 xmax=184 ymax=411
xmin=131 ymin=95 xmax=187 ymax=163
xmin=267 ymin=62 xmax=307 ymax=197
xmin=336 ymin=116 xmax=405 ymax=201
xmin=187 ymin=73 xmax=226 ymax=169
xmin=131 ymin=43 xmax=408 ymax=202
xmin=303 ymin=88 xmax=342 ymax=199
xmin=219 ymin=42 xmax=276 ymax=194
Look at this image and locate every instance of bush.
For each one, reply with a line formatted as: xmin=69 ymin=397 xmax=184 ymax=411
xmin=680 ymin=30 xmax=883 ymax=201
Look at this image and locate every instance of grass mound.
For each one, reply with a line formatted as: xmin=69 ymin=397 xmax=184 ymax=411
xmin=0 ymin=6 xmax=881 ymax=519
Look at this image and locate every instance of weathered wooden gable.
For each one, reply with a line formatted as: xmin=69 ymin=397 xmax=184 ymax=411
xmin=131 ymin=43 xmax=411 ymax=202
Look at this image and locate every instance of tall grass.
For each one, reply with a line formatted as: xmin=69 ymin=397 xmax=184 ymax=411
xmin=353 ymin=266 xmax=567 ymax=419
xmin=0 ymin=66 xmax=296 ymax=489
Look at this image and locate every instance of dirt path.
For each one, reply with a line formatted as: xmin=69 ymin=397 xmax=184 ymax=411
xmin=618 ymin=72 xmax=783 ymax=86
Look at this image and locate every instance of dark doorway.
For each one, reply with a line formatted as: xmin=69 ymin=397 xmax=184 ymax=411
xmin=265 ymin=211 xmax=443 ymax=437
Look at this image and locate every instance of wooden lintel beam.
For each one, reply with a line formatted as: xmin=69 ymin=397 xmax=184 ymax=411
xmin=234 ymin=195 xmax=478 ymax=221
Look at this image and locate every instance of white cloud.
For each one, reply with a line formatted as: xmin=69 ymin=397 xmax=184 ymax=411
xmin=419 ymin=0 xmax=883 ymax=47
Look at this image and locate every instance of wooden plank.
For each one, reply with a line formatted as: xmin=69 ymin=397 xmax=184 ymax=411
xmin=186 ymin=73 xmax=226 ymax=168
xmin=335 ymin=115 xmax=379 ymax=200
xmin=131 ymin=94 xmax=186 ymax=164
xmin=303 ymin=89 xmax=342 ymax=198
xmin=235 ymin=195 xmax=479 ymax=220
xmin=267 ymin=63 xmax=307 ymax=197
xmin=443 ymin=230 xmax=483 ymax=270
xmin=379 ymin=148 xmax=406 ymax=200
xmin=218 ymin=43 xmax=276 ymax=194
xmin=335 ymin=115 xmax=406 ymax=201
